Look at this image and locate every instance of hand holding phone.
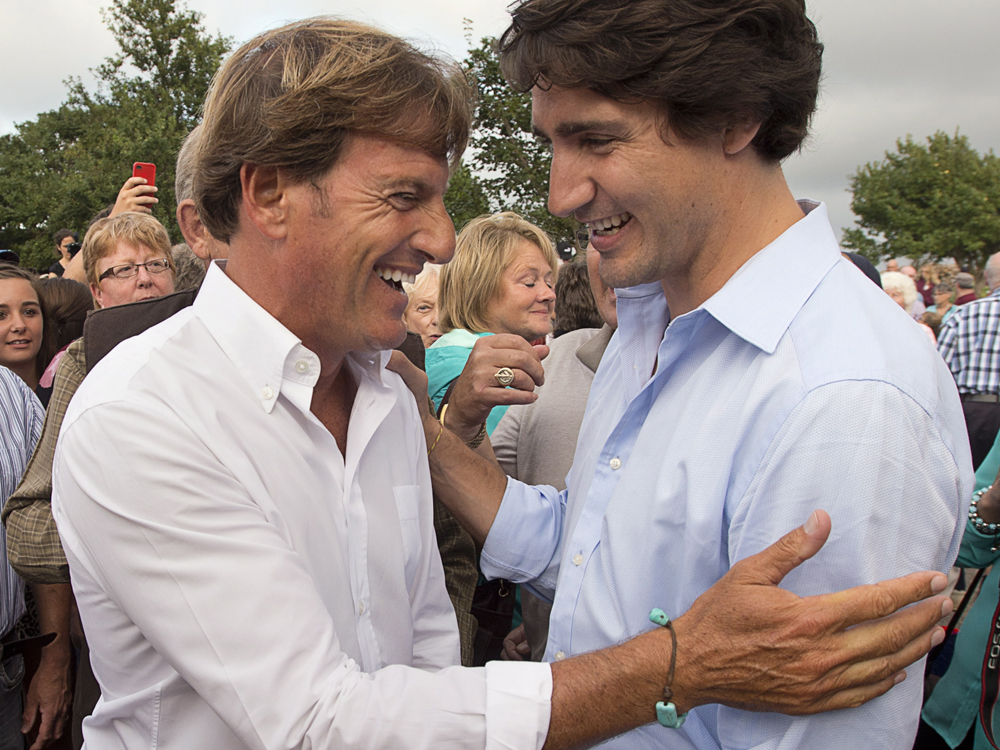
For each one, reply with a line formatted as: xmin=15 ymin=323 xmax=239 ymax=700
xmin=111 ymin=165 xmax=159 ymax=216
xmin=132 ymin=162 xmax=156 ymax=187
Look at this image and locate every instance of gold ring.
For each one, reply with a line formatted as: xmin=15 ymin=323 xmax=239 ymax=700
xmin=494 ymin=367 xmax=515 ymax=387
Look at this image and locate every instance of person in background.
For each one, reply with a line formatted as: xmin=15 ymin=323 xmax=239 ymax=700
xmin=938 ymin=254 xmax=1000 ymax=470
xmin=427 ymin=211 xmax=558 ymax=434
xmin=886 ymin=258 xmax=900 ymax=273
xmin=901 ymin=266 xmax=927 ymax=318
xmin=927 ymin=282 xmax=957 ymax=327
xmin=917 ymin=264 xmax=942 ymax=307
xmin=0 ymin=267 xmax=47 ymax=393
xmin=0 ymin=367 xmax=46 ymax=750
xmin=955 ymin=272 xmax=978 ymax=305
xmin=33 ymin=279 xmax=93 ymax=408
xmin=882 ymin=270 xmax=936 ymax=342
xmin=550 ymin=257 xmax=602 ymax=337
xmin=402 ymin=265 xmax=442 ymax=348
xmin=47 ymin=232 xmax=78 ymax=279
xmin=170 ymin=243 xmax=207 ymax=292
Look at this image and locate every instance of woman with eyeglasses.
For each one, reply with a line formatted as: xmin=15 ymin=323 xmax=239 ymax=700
xmin=83 ymin=212 xmax=177 ymax=308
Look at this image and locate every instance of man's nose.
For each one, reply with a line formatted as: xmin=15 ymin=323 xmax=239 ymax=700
xmin=415 ymin=201 xmax=456 ymax=265
xmin=547 ymin=149 xmax=595 ymax=219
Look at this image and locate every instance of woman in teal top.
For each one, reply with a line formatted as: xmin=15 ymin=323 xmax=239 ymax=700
xmin=424 ymin=212 xmax=558 ymax=654
xmin=921 ymin=434 xmax=1000 ymax=748
xmin=426 ymin=212 xmax=559 ymax=434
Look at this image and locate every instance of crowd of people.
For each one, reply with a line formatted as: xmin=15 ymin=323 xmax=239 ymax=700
xmin=0 ymin=0 xmax=994 ymax=748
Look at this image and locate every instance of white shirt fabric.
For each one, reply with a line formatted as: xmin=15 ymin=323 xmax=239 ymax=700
xmin=483 ymin=202 xmax=972 ymax=748
xmin=52 ymin=262 xmax=551 ymax=750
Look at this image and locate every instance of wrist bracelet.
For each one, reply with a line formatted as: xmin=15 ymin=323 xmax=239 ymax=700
xmin=426 ymin=421 xmax=444 ymax=456
xmin=969 ymin=485 xmax=1000 ymax=551
xmin=438 ymin=402 xmax=487 ymax=449
xmin=649 ymin=608 xmax=687 ymax=729
xmin=466 ymin=421 xmax=488 ymax=449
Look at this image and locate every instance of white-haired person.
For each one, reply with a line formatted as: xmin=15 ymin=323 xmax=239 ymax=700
xmin=402 ymin=265 xmax=442 ymax=348
xmin=882 ymin=270 xmax=936 ymax=343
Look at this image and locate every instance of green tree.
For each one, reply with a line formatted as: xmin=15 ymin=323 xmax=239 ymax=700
xmin=843 ymin=131 xmax=1000 ymax=272
xmin=0 ymin=0 xmax=231 ymax=271
xmin=452 ymin=36 xmax=578 ymax=247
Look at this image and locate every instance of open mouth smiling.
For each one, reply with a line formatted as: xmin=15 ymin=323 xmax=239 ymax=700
xmin=587 ymin=212 xmax=633 ymax=237
xmin=375 ymin=266 xmax=416 ymax=293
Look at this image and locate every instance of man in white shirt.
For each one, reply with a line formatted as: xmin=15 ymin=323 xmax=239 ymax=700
xmin=52 ymin=15 xmax=956 ymax=750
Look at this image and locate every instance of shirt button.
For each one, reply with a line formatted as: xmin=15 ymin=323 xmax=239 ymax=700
xmin=554 ymin=651 xmax=566 ymax=661
xmin=260 ymin=386 xmax=274 ymax=400
xmin=572 ymin=553 xmax=583 ymax=566
xmin=609 ymin=457 xmax=622 ymax=470
xmin=358 ymin=602 xmax=365 ymax=615
xmin=295 ymin=360 xmax=309 ymax=374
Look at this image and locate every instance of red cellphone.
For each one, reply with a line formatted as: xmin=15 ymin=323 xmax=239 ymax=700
xmin=132 ymin=162 xmax=156 ymax=187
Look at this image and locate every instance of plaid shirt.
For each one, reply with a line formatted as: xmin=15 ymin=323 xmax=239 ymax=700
xmin=937 ymin=287 xmax=1000 ymax=395
xmin=2 ymin=338 xmax=86 ymax=584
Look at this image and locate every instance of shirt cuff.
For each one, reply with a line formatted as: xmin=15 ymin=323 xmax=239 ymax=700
xmin=485 ymin=660 xmax=552 ymax=750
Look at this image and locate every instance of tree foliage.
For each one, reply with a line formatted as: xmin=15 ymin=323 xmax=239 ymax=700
xmin=843 ymin=131 xmax=1000 ymax=272
xmin=0 ymin=0 xmax=231 ymax=271
xmin=444 ymin=36 xmax=577 ymax=247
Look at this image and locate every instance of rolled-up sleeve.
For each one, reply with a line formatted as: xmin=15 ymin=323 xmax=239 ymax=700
xmin=480 ymin=477 xmax=567 ymax=602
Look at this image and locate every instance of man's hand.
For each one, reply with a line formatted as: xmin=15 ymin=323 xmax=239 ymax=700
xmin=445 ymin=335 xmax=548 ymax=442
xmin=21 ymin=648 xmax=72 ymax=750
xmin=111 ymin=176 xmax=158 ymax=216
xmin=670 ymin=510 xmax=951 ymax=715
xmin=500 ymin=623 xmax=531 ymax=661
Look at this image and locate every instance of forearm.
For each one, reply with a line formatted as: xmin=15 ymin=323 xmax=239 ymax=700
xmin=545 ymin=629 xmax=674 ymax=750
xmin=31 ymin=583 xmax=73 ymax=667
xmin=424 ymin=414 xmax=507 ymax=545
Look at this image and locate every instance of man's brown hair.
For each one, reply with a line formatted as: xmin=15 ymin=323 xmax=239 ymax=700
xmin=196 ymin=18 xmax=473 ymax=242
xmin=499 ymin=0 xmax=823 ymax=161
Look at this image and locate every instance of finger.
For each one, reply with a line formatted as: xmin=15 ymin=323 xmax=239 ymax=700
xmin=20 ymin=700 xmax=38 ymax=734
xmin=30 ymin=712 xmax=53 ymax=750
xmin=832 ymin=595 xmax=951 ymax=669
xmin=123 ymin=176 xmax=147 ymax=189
xmin=816 ymin=572 xmax=950 ymax=631
xmin=727 ymin=510 xmax=831 ymax=587
xmin=795 ymin=671 xmax=904 ymax=715
xmin=474 ymin=386 xmax=538 ymax=407
xmin=478 ymin=349 xmax=546 ymax=387
xmin=533 ymin=343 xmax=550 ymax=361
xmin=386 ymin=350 xmax=429 ymax=402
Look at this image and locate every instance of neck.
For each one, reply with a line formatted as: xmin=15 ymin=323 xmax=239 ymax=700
xmin=659 ymin=163 xmax=805 ymax=317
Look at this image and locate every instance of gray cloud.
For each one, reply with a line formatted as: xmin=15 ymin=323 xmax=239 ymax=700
xmin=2 ymin=0 xmax=997 ymax=243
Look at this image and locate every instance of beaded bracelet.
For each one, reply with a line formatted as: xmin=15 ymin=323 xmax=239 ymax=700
xmin=649 ymin=608 xmax=687 ymax=729
xmin=969 ymin=484 xmax=1000 ymax=551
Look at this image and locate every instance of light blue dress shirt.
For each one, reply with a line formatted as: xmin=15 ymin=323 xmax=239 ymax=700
xmin=482 ymin=202 xmax=973 ymax=749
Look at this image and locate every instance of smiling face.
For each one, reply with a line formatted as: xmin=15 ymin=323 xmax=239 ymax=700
xmin=272 ymin=135 xmax=455 ymax=360
xmin=533 ymin=85 xmax=727 ymax=293
xmin=0 ymin=278 xmax=43 ymax=377
xmin=484 ymin=240 xmax=556 ymax=341
xmin=91 ymin=241 xmax=176 ymax=309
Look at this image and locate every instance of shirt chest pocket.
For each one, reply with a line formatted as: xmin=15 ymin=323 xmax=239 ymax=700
xmin=392 ymin=485 xmax=422 ymax=590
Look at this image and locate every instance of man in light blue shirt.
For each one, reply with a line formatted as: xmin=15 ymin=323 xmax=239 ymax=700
xmin=419 ymin=0 xmax=974 ymax=747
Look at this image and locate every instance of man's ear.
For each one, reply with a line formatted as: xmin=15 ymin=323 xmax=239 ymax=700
xmin=176 ymin=199 xmax=212 ymax=260
xmin=722 ymin=122 xmax=762 ymax=156
xmin=240 ymin=164 xmax=289 ymax=241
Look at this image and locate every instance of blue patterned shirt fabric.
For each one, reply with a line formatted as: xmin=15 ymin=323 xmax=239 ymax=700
xmin=482 ymin=202 xmax=973 ymax=748
xmin=937 ymin=287 xmax=1000 ymax=395
xmin=0 ymin=366 xmax=44 ymax=635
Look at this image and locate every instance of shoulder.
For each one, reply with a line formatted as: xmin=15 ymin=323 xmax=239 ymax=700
xmin=0 ymin=367 xmax=42 ymax=422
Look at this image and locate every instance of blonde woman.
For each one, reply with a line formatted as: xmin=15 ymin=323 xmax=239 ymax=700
xmin=426 ymin=212 xmax=558 ymax=434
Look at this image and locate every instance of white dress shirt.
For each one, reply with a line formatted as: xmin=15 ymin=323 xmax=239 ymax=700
xmin=52 ymin=263 xmax=551 ymax=750
xmin=483 ymin=202 xmax=972 ymax=748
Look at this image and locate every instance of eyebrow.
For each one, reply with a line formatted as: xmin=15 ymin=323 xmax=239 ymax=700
xmin=532 ymin=120 xmax=630 ymax=140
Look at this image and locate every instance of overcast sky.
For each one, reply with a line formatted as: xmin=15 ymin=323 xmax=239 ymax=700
xmin=1 ymin=0 xmax=997 ymax=240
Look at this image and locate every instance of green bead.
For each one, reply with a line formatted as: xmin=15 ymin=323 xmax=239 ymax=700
xmin=655 ymin=700 xmax=687 ymax=728
xmin=649 ymin=608 xmax=670 ymax=627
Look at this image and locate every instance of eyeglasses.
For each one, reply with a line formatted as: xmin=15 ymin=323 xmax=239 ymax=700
xmin=574 ymin=227 xmax=591 ymax=253
xmin=98 ymin=258 xmax=172 ymax=281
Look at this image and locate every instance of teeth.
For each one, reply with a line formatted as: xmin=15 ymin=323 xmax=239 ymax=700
xmin=374 ymin=267 xmax=417 ymax=288
xmin=391 ymin=269 xmax=402 ymax=283
xmin=587 ymin=212 xmax=632 ymax=233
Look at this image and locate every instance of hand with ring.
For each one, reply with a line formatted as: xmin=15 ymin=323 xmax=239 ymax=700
xmin=445 ymin=335 xmax=549 ymax=442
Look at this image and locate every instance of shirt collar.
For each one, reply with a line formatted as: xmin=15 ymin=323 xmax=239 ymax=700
xmin=700 ymin=200 xmax=841 ymax=354
xmin=194 ymin=261 xmax=321 ymax=413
